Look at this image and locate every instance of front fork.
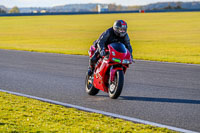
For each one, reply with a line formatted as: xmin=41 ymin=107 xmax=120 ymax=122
xmin=109 ymin=64 xmax=129 ymax=83
xmin=109 ymin=66 xmax=123 ymax=83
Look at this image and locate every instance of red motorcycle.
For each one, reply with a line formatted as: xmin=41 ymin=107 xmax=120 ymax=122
xmin=85 ymin=42 xmax=132 ymax=99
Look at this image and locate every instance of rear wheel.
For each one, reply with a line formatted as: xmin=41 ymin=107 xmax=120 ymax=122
xmin=109 ymin=70 xmax=124 ymax=99
xmin=85 ymin=73 xmax=99 ymax=95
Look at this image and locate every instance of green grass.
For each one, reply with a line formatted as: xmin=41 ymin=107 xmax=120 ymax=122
xmin=0 ymin=12 xmax=200 ymax=64
xmin=0 ymin=91 xmax=177 ymax=132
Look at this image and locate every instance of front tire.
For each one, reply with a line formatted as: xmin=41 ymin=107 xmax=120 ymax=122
xmin=109 ymin=70 xmax=124 ymax=99
xmin=85 ymin=73 xmax=99 ymax=95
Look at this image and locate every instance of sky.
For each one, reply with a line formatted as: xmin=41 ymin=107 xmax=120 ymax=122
xmin=0 ymin=0 xmax=199 ymax=8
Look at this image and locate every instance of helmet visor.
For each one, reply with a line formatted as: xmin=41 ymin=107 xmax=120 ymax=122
xmin=116 ymin=25 xmax=127 ymax=33
xmin=119 ymin=28 xmax=126 ymax=33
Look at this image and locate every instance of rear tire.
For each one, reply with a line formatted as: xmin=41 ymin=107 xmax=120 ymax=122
xmin=109 ymin=70 xmax=124 ymax=99
xmin=85 ymin=73 xmax=99 ymax=95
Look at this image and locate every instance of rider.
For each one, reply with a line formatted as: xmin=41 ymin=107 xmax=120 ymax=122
xmin=88 ymin=20 xmax=133 ymax=76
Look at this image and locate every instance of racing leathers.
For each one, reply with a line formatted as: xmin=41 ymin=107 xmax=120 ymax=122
xmin=88 ymin=27 xmax=133 ymax=76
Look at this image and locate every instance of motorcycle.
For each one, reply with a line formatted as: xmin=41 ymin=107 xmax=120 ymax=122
xmin=85 ymin=42 xmax=132 ymax=99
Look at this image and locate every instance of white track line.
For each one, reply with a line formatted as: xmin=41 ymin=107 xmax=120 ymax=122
xmin=0 ymin=89 xmax=198 ymax=133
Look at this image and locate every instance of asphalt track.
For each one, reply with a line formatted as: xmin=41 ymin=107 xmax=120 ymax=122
xmin=0 ymin=49 xmax=200 ymax=132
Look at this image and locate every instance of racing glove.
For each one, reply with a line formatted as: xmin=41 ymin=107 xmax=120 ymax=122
xmin=100 ymin=48 xmax=106 ymax=57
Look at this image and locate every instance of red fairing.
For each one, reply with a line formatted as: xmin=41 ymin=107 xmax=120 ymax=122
xmin=88 ymin=45 xmax=96 ymax=58
xmin=108 ymin=45 xmax=131 ymax=62
xmin=92 ymin=43 xmax=132 ymax=93
xmin=93 ymin=59 xmax=110 ymax=92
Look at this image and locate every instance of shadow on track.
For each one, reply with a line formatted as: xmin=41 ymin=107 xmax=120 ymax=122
xmin=119 ymin=96 xmax=200 ymax=104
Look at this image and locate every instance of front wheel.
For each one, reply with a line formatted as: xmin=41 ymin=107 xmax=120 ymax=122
xmin=109 ymin=70 xmax=124 ymax=99
xmin=85 ymin=73 xmax=99 ymax=95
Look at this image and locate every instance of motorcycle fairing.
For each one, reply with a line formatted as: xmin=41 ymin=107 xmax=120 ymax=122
xmin=93 ymin=59 xmax=110 ymax=92
xmin=89 ymin=43 xmax=132 ymax=93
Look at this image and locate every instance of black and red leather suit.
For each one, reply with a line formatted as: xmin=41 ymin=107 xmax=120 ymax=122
xmin=90 ymin=27 xmax=133 ymax=67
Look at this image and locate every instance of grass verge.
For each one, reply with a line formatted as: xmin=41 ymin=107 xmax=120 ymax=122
xmin=0 ymin=12 xmax=200 ymax=64
xmin=0 ymin=91 xmax=177 ymax=133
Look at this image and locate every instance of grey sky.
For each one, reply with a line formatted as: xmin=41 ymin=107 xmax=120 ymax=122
xmin=0 ymin=0 xmax=199 ymax=8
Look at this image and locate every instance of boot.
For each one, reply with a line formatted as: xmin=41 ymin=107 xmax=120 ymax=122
xmin=88 ymin=66 xmax=94 ymax=76
xmin=88 ymin=50 xmax=99 ymax=76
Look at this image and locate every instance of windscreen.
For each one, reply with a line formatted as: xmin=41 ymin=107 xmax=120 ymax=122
xmin=109 ymin=43 xmax=127 ymax=53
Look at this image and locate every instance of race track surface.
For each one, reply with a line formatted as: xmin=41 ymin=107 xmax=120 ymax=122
xmin=0 ymin=49 xmax=200 ymax=132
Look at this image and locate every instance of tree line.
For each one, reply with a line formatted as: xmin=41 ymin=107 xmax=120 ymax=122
xmin=0 ymin=2 xmax=186 ymax=14
xmin=0 ymin=6 xmax=20 ymax=14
